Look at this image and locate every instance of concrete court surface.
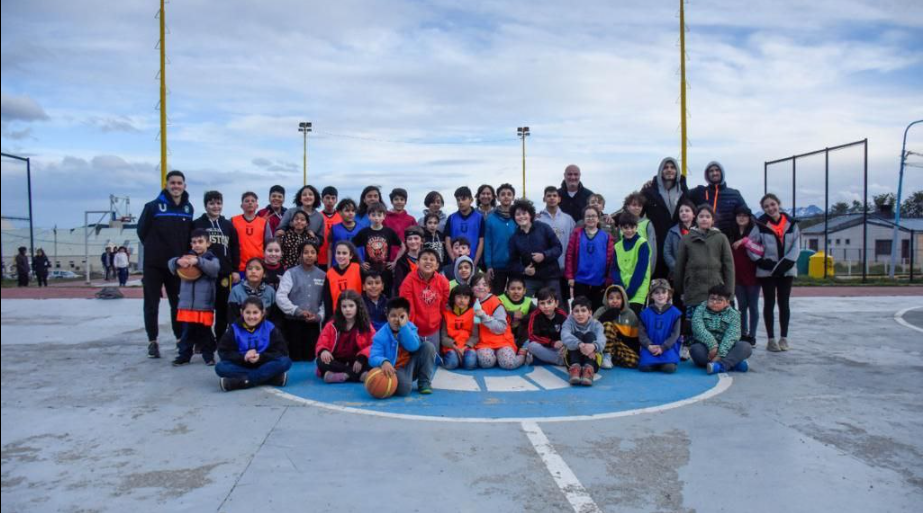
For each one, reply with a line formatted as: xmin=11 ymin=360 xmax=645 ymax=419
xmin=1 ymin=295 xmax=922 ymax=513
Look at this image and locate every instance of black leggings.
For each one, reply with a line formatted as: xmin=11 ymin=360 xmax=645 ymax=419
xmin=759 ymin=276 xmax=793 ymax=338
xmin=317 ymin=355 xmax=369 ymax=381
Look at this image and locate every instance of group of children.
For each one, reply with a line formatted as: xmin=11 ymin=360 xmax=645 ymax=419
xmin=164 ymin=183 xmax=752 ymax=395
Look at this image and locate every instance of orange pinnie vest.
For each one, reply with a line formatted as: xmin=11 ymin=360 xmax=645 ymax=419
xmin=476 ymin=295 xmax=516 ymax=350
xmin=326 ymin=262 xmax=362 ymax=309
xmin=443 ymin=307 xmax=475 ymax=353
xmin=233 ymin=215 xmax=267 ymax=271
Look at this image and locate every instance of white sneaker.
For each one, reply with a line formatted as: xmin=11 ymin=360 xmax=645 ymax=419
xmin=601 ymin=354 xmax=614 ymax=369
xmin=680 ymin=346 xmax=691 ymax=361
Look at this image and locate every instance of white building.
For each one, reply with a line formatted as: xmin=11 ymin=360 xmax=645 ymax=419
xmin=2 ymin=218 xmax=141 ymax=275
xmin=799 ymin=214 xmax=921 ymax=271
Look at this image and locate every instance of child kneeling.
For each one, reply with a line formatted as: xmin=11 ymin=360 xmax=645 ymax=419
xmin=562 ymin=296 xmax=606 ymax=386
xmin=440 ymin=284 xmax=479 ymax=369
xmin=691 ymin=285 xmax=752 ymax=374
xmin=368 ymin=297 xmax=436 ymax=395
xmin=216 ymin=297 xmax=292 ymax=391
xmin=316 ymin=290 xmax=374 ymax=383
xmin=638 ymin=279 xmax=683 ymax=373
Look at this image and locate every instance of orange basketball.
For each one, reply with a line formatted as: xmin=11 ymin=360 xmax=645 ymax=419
xmin=176 ymin=265 xmax=202 ymax=281
xmin=364 ymin=368 xmax=398 ymax=399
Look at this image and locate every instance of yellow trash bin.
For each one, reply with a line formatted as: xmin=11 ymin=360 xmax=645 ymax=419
xmin=808 ymin=251 xmax=835 ymax=278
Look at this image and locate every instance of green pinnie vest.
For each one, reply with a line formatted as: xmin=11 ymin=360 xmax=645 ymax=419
xmin=615 ymin=235 xmax=651 ymax=304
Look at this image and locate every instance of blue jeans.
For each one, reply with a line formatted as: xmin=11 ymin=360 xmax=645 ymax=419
xmin=735 ymin=284 xmax=760 ymax=338
xmin=443 ymin=348 xmax=478 ymax=370
xmin=178 ymin=322 xmax=215 ymax=361
xmin=215 ymin=357 xmax=293 ymax=385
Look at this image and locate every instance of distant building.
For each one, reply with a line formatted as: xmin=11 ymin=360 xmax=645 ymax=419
xmin=800 ymin=214 xmax=922 ymax=268
xmin=1 ymin=219 xmax=141 ymax=275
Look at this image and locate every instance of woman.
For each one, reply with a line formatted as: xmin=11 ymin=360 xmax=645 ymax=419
xmin=508 ymin=198 xmax=564 ymax=300
xmin=276 ymin=185 xmax=324 ymax=244
xmin=673 ymin=204 xmax=735 ymax=357
xmin=114 ymin=246 xmax=131 ymax=287
xmin=640 ymin=157 xmax=688 ymax=280
xmin=32 ymin=248 xmax=51 ymax=287
xmin=748 ymin=193 xmax=799 ymax=352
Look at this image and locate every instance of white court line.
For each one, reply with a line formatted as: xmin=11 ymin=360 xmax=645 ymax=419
xmin=522 ymin=421 xmax=602 ymax=513
xmin=894 ymin=306 xmax=923 ymax=335
xmin=264 ymin=373 xmax=733 ymax=424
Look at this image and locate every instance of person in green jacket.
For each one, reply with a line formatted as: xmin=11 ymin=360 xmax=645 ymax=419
xmin=690 ymin=285 xmax=751 ymax=374
xmin=673 ymin=204 xmax=735 ymax=360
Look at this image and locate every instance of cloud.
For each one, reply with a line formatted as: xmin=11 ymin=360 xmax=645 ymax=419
xmin=86 ymin=115 xmax=142 ymax=133
xmin=0 ymin=92 xmax=49 ymax=122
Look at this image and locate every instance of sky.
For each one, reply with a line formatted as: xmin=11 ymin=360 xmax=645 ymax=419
xmin=2 ymin=0 xmax=923 ymax=228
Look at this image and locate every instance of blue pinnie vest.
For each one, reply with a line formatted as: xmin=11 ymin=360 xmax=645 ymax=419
xmin=575 ymin=230 xmax=609 ymax=286
xmin=638 ymin=306 xmax=683 ymax=366
xmin=231 ymin=320 xmax=275 ymax=354
xmin=447 ymin=210 xmax=484 ymax=257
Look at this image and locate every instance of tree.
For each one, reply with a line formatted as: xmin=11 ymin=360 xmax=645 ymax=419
xmin=830 ymin=202 xmax=849 ymax=215
xmin=848 ymin=200 xmax=869 ymax=213
xmin=901 ymin=190 xmax=923 ymax=218
xmin=873 ymin=193 xmax=896 ymax=213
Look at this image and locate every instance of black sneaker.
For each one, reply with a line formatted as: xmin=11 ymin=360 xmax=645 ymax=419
xmin=268 ymin=372 xmax=288 ymax=387
xmin=219 ymin=377 xmax=250 ymax=392
xmin=147 ymin=342 xmax=161 ymax=359
xmin=171 ymin=356 xmax=191 ymax=367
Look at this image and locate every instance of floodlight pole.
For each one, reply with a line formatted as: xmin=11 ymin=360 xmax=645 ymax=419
xmin=518 ymin=126 xmax=530 ymax=198
xmin=679 ymin=0 xmax=688 ymax=178
xmin=158 ymin=0 xmax=168 ymax=188
xmin=889 ymin=119 xmax=923 ymax=278
xmin=299 ymin=122 xmax=312 ymax=186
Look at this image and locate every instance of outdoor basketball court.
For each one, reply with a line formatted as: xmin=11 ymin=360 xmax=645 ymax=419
xmin=2 ymin=294 xmax=921 ymax=512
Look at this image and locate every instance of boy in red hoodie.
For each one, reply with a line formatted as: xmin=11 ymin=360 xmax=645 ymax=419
xmin=399 ymin=247 xmax=450 ymax=350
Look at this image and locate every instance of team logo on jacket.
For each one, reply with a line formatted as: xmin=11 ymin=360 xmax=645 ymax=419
xmin=421 ymin=286 xmax=438 ymax=305
xmin=158 ymin=204 xmax=167 ymax=212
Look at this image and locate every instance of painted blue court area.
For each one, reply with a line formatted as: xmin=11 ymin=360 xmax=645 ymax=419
xmin=278 ymin=361 xmax=723 ymax=420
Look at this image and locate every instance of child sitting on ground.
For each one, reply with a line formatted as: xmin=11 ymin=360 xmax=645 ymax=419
xmin=691 ymin=285 xmax=751 ymax=374
xmin=368 ymin=297 xmax=436 ymax=396
xmin=525 ymin=287 xmax=568 ymax=366
xmin=440 ymin=284 xmax=479 ymax=370
xmin=316 ymin=290 xmax=374 ymax=383
xmin=638 ymin=279 xmax=683 ymax=373
xmin=216 ymin=297 xmax=292 ymax=391
xmin=471 ymin=272 xmax=523 ymax=369
xmin=362 ymin=270 xmax=388 ymax=331
xmin=227 ymin=257 xmax=276 ymax=325
xmin=562 ymin=296 xmax=606 ymax=386
xmin=169 ymin=228 xmax=221 ymax=366
xmin=596 ymin=284 xmax=640 ymax=369
xmin=498 ymin=276 xmax=536 ymax=350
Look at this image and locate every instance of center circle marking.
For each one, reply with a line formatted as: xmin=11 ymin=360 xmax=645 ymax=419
xmin=267 ymin=362 xmax=731 ymax=423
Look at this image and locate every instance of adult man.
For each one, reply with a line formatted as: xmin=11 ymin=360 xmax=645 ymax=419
xmin=137 ymin=170 xmax=193 ymax=358
xmin=685 ymin=161 xmax=747 ymax=234
xmin=15 ymin=247 xmax=30 ymax=287
xmin=102 ymin=248 xmax=114 ymax=281
xmin=558 ymin=164 xmax=594 ymax=222
xmin=641 ymin=157 xmax=688 ymax=279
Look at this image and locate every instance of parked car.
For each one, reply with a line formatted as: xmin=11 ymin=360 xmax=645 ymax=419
xmin=50 ymin=270 xmax=79 ymax=279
